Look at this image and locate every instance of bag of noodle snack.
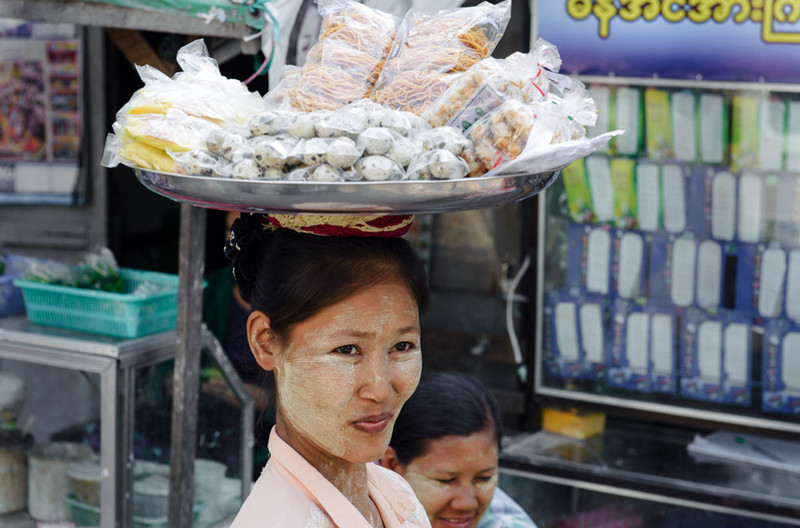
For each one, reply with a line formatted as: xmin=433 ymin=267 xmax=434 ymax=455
xmin=370 ymin=0 xmax=511 ymax=116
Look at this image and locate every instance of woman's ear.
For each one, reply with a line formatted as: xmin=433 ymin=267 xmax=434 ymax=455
xmin=380 ymin=446 xmax=404 ymax=474
xmin=247 ymin=310 xmax=279 ymax=371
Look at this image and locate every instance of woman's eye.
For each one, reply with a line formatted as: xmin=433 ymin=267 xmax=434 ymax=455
xmin=436 ymin=478 xmax=456 ymax=485
xmin=393 ymin=341 xmax=416 ymax=352
xmin=475 ymin=476 xmax=494 ymax=483
xmin=334 ymin=345 xmax=358 ymax=355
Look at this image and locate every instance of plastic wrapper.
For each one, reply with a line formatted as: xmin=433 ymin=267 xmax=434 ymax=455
xmin=315 ymin=107 xmax=368 ymax=138
xmin=419 ymin=126 xmax=471 ymax=155
xmin=386 ymin=136 xmax=422 ymax=167
xmin=283 ymin=0 xmax=399 ymax=111
xmin=251 ymin=135 xmax=299 ymax=169
xmin=118 ymin=40 xmax=268 ymax=126
xmin=168 ymin=149 xmax=220 ymax=176
xmin=356 ymin=127 xmax=401 ymax=155
xmin=103 ymin=39 xmax=267 ymax=171
xmin=423 ymin=38 xmax=562 ymax=129
xmin=354 ymin=155 xmax=405 ymax=181
xmin=468 ymin=99 xmax=537 ymax=173
xmin=407 ymin=149 xmax=469 ymax=180
xmin=371 ymin=0 xmax=511 ymax=115
xmin=263 ymin=66 xmax=301 ymax=107
xmin=308 ymin=163 xmax=346 ymax=182
xmin=324 ymin=137 xmax=363 ymax=168
xmin=249 ymin=109 xmax=298 ymax=136
xmin=205 ymin=127 xmax=250 ymax=161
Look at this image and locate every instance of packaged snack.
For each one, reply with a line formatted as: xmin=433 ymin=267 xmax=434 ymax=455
xmin=423 ymin=38 xmax=561 ymax=130
xmin=168 ymin=149 xmax=220 ymax=176
xmin=205 ymin=127 xmax=250 ymax=161
xmin=324 ymin=137 xmax=363 ymax=168
xmin=407 ymin=149 xmax=469 ymax=180
xmin=286 ymin=0 xmax=399 ymax=111
xmin=357 ymin=127 xmax=399 ymax=156
xmin=251 ymin=135 xmax=298 ymax=169
xmin=308 ymin=163 xmax=345 ymax=182
xmin=371 ymin=1 xmax=511 ymax=115
xmin=102 ymin=39 xmax=267 ymax=171
xmin=354 ymin=155 xmax=405 ymax=181
xmin=419 ymin=126 xmax=471 ymax=155
xmin=249 ymin=109 xmax=298 ymax=136
xmin=468 ymin=99 xmax=535 ymax=172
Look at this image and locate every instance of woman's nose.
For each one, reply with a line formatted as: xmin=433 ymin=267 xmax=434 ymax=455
xmin=450 ymin=485 xmax=479 ymax=511
xmin=357 ymin=356 xmax=393 ymax=402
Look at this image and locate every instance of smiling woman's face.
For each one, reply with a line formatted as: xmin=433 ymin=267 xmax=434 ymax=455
xmin=271 ymin=279 xmax=422 ymax=464
xmin=395 ymin=428 xmax=499 ymax=528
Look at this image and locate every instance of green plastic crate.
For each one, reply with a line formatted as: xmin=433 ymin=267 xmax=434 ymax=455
xmin=14 ymin=268 xmax=180 ymax=339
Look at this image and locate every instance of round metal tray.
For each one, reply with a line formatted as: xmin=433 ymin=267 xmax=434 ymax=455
xmin=133 ymin=168 xmax=562 ymax=214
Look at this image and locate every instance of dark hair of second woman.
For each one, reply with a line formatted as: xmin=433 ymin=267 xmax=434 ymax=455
xmin=229 ymin=219 xmax=430 ymax=339
xmin=389 ymin=371 xmax=503 ymax=466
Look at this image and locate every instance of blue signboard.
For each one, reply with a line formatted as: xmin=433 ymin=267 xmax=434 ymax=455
xmin=537 ymin=1 xmax=800 ymax=83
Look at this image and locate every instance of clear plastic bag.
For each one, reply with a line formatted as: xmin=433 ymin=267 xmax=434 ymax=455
xmin=103 ymin=39 xmax=267 ymax=170
xmin=371 ymin=0 xmax=511 ymax=115
xmin=422 ymin=38 xmax=562 ymax=130
xmin=407 ymin=148 xmax=469 ymax=180
xmin=285 ymin=0 xmax=399 ymax=111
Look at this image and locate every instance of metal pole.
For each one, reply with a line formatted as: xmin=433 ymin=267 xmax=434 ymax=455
xmin=167 ymin=203 xmax=207 ymax=527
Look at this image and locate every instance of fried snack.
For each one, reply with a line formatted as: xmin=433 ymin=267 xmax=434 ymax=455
xmin=371 ymin=1 xmax=511 ymax=116
xmin=282 ymin=0 xmax=398 ymax=111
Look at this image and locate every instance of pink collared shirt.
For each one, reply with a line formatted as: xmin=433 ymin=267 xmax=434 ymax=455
xmin=231 ymin=427 xmax=431 ymax=528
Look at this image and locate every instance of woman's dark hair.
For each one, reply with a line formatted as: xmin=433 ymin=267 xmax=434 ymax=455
xmin=390 ymin=371 xmax=502 ymax=466
xmin=226 ymin=215 xmax=430 ymax=337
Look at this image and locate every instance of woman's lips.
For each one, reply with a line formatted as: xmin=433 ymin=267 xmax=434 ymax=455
xmin=352 ymin=412 xmax=392 ymax=434
xmin=437 ymin=516 xmax=474 ymax=528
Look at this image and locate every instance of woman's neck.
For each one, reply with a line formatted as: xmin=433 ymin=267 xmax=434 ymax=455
xmin=276 ymin=419 xmax=382 ymax=526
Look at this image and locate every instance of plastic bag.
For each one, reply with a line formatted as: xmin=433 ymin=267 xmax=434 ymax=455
xmin=283 ymin=0 xmax=399 ymax=111
xmin=371 ymin=0 xmax=511 ymax=115
xmin=407 ymin=149 xmax=469 ymax=180
xmin=423 ymin=38 xmax=562 ymax=130
xmin=103 ymin=39 xmax=268 ymax=171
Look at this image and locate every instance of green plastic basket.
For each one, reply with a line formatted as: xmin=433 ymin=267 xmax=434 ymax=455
xmin=14 ymin=268 xmax=180 ymax=339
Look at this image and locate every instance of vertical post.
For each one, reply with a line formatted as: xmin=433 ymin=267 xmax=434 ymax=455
xmin=168 ymin=203 xmax=207 ymax=527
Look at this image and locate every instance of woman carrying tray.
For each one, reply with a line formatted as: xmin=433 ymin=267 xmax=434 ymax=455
xmin=226 ymin=212 xmax=431 ymax=528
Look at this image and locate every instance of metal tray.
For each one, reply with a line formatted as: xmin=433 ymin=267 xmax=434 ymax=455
xmin=133 ymin=168 xmax=561 ymax=214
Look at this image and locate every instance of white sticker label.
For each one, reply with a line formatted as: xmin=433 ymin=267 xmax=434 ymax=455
xmin=700 ymin=94 xmax=724 ymax=164
xmin=586 ymin=156 xmax=614 ymax=222
xmin=587 ymin=228 xmax=611 ymax=294
xmin=758 ymin=98 xmax=785 ymax=171
xmin=738 ymin=173 xmax=764 ymax=243
xmin=555 ymin=302 xmax=579 ymax=361
xmin=672 ymin=91 xmax=697 ymax=161
xmin=579 ymin=303 xmax=604 ymax=363
xmin=696 ymin=240 xmax=722 ymax=309
xmin=783 ymin=333 xmax=800 ymax=396
xmin=671 ymin=238 xmax=696 ymax=307
xmin=759 ymin=248 xmax=787 ymax=318
xmin=698 ymin=321 xmax=722 ymax=384
xmin=786 ymin=250 xmax=800 ymax=322
xmin=723 ymin=323 xmax=749 ymax=386
xmin=711 ymin=171 xmax=736 ymax=241
xmin=636 ymin=163 xmax=660 ymax=231
xmin=616 ymin=87 xmax=640 ymax=155
xmin=662 ymin=164 xmax=687 ymax=233
xmin=618 ymin=232 xmax=644 ymax=299
xmin=626 ymin=312 xmax=649 ymax=373
xmin=651 ymin=314 xmax=674 ymax=375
